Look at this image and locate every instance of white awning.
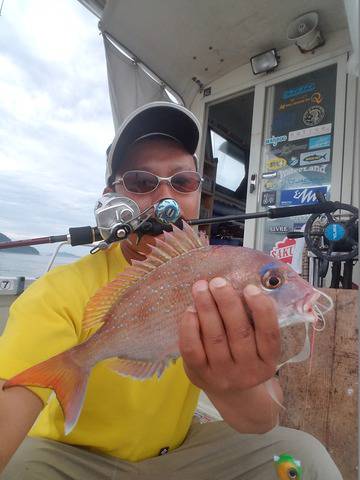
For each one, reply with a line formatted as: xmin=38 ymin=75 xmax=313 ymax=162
xmin=85 ymin=0 xmax=349 ymax=126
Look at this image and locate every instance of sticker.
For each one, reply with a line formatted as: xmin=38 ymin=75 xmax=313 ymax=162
xmin=269 ymin=225 xmax=291 ymax=233
xmin=288 ymin=123 xmax=332 ymax=141
xmin=293 ymin=222 xmax=305 ymax=231
xmin=266 ymin=157 xmax=287 ymax=171
xmin=311 ymin=92 xmax=323 ymax=104
xmin=299 ymin=148 xmax=330 ymax=166
xmin=282 ymin=82 xmax=316 ymax=100
xmin=308 ymin=134 xmax=331 ymax=150
xmin=262 ymin=191 xmax=277 ymax=206
xmin=273 ymin=143 xmax=307 ymax=156
xmin=282 ymin=174 xmax=317 ymax=188
xmin=264 ymin=135 xmax=288 ymax=147
xmin=287 ymin=156 xmax=299 ymax=167
xmin=279 ymin=163 xmax=329 ymax=179
xmin=262 ymin=171 xmax=277 ymax=179
xmin=280 ymin=186 xmax=328 ymax=206
xmin=264 ymin=179 xmax=277 ymax=190
xmin=302 ymin=105 xmax=325 ymax=126
xmin=270 ymin=237 xmax=296 ymax=263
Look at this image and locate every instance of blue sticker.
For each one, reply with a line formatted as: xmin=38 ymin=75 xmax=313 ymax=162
xmin=264 ymin=135 xmax=288 ymax=147
xmin=282 ymin=82 xmax=316 ymax=100
xmin=308 ymin=134 xmax=331 ymax=150
xmin=293 ymin=222 xmax=305 ymax=231
xmin=280 ymin=186 xmax=328 ymax=206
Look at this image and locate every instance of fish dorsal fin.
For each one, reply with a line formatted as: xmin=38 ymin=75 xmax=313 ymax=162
xmin=82 ymin=221 xmax=208 ymax=331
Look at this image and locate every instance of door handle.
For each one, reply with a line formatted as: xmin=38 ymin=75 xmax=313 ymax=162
xmin=249 ymin=173 xmax=257 ymax=193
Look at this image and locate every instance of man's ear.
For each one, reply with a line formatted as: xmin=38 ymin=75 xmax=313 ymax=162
xmin=103 ymin=186 xmax=114 ymax=194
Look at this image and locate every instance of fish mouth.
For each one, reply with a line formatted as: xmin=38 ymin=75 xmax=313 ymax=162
xmin=296 ymin=289 xmax=333 ymax=329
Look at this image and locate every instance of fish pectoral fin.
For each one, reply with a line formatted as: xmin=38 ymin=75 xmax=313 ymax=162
xmin=105 ymin=357 xmax=168 ymax=380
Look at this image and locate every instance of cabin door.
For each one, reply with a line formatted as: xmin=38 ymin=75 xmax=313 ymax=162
xmin=244 ymin=55 xmax=346 ymax=264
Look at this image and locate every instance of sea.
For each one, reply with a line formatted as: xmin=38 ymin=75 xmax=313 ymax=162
xmin=0 ymin=252 xmax=82 ymax=278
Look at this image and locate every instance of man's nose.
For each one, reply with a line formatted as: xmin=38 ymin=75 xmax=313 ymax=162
xmin=155 ymin=179 xmax=174 ymax=198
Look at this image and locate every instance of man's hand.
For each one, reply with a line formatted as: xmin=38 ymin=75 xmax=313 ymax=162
xmin=179 ymin=278 xmax=282 ymax=433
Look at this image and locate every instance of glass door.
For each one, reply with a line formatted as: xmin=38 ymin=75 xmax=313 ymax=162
xmin=258 ymin=64 xmax=337 ymax=262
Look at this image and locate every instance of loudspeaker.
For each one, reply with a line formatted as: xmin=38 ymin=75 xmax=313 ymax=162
xmin=287 ymin=12 xmax=325 ymax=53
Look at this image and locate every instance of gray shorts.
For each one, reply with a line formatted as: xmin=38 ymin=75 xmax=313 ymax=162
xmin=1 ymin=422 xmax=342 ymax=480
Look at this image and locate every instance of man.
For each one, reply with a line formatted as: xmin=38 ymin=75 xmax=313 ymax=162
xmin=0 ymin=102 xmax=341 ymax=479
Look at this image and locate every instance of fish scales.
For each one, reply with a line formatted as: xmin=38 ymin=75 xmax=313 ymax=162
xmin=3 ymin=222 xmax=333 ymax=434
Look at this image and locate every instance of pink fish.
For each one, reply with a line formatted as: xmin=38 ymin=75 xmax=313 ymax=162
xmin=3 ymin=222 xmax=332 ymax=434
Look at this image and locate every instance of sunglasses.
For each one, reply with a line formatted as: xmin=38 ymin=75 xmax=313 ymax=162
xmin=112 ymin=170 xmax=203 ymax=194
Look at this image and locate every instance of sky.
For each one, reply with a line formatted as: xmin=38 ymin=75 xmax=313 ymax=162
xmin=0 ymin=0 xmax=114 ymax=254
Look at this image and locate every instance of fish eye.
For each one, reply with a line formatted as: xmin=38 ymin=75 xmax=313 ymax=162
xmin=261 ymin=270 xmax=284 ymax=290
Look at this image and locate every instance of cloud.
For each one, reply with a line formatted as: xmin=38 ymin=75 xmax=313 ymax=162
xmin=0 ymin=0 xmax=114 ymax=254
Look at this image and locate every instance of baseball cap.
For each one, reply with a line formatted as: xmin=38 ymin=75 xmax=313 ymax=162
xmin=106 ymin=101 xmax=201 ymax=186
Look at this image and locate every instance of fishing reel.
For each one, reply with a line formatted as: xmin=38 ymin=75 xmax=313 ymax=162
xmin=92 ymin=194 xmax=182 ymax=252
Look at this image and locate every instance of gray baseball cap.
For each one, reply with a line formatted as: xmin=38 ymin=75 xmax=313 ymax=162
xmin=106 ymin=101 xmax=200 ymax=186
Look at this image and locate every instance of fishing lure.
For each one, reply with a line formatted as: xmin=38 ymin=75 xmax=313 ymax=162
xmin=274 ymin=453 xmax=302 ymax=479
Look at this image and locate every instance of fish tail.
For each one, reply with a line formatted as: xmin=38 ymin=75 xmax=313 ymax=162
xmin=4 ymin=351 xmax=90 ymax=435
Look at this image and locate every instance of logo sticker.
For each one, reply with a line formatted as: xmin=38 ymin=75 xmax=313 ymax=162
xmin=264 ymin=179 xmax=277 ymax=190
xmin=282 ymin=82 xmax=316 ymax=100
xmin=270 ymin=237 xmax=296 ymax=263
xmin=287 ymin=156 xmax=299 ymax=167
xmin=282 ymin=174 xmax=315 ymax=188
xmin=311 ymin=92 xmax=323 ymax=104
xmin=273 ymin=143 xmax=307 ymax=157
xmin=262 ymin=191 xmax=277 ymax=207
xmin=288 ymin=123 xmax=332 ymax=141
xmin=266 ymin=157 xmax=287 ymax=171
xmin=299 ymin=148 xmax=330 ymax=166
xmin=264 ymin=135 xmax=288 ymax=147
xmin=303 ymin=105 xmax=325 ymax=126
xmin=293 ymin=222 xmax=305 ymax=231
xmin=269 ymin=225 xmax=291 ymax=233
xmin=280 ymin=186 xmax=328 ymax=206
xmin=308 ymin=134 xmax=331 ymax=150
xmin=279 ymin=163 xmax=329 ymax=179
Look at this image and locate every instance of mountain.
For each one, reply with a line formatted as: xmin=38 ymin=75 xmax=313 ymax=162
xmin=0 ymin=233 xmax=40 ymax=255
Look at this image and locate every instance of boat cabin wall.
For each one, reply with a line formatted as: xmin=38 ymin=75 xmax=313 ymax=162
xmin=190 ymin=28 xmax=359 ymax=286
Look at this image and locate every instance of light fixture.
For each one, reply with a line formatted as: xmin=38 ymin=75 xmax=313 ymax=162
xmin=250 ymin=49 xmax=280 ymax=75
xmin=287 ymin=12 xmax=325 ymax=53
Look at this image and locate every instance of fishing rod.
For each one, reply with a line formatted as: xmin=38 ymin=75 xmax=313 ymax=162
xmin=0 ymin=196 xmax=342 ymax=251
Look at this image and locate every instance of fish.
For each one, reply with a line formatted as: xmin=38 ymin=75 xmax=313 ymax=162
xmin=302 ymin=153 xmax=327 ymax=163
xmin=274 ymin=453 xmax=302 ymax=479
xmin=3 ymin=221 xmax=332 ymax=434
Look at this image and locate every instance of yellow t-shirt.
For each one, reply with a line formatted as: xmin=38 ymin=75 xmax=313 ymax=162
xmin=0 ymin=244 xmax=200 ymax=462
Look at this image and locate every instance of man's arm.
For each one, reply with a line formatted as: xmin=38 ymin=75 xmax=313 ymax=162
xmin=179 ymin=279 xmax=283 ymax=433
xmin=0 ymin=379 xmax=43 ymax=473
